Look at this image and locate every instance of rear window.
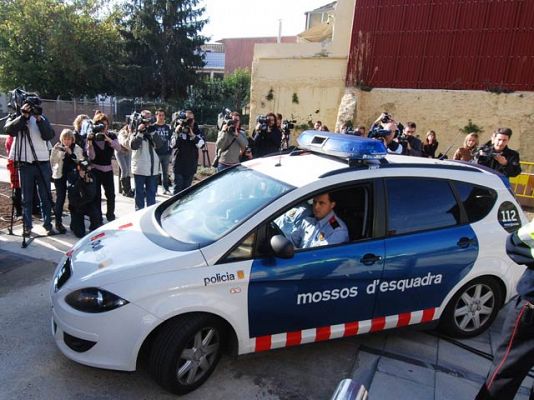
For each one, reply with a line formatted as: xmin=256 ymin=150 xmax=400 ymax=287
xmin=386 ymin=178 xmax=460 ymax=235
xmin=452 ymin=181 xmax=497 ymax=223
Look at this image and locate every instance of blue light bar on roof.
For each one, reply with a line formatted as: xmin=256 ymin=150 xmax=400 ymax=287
xmin=297 ymin=130 xmax=387 ymax=160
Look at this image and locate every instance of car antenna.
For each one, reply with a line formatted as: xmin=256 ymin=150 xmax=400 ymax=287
xmin=275 ymin=142 xmax=283 ymax=167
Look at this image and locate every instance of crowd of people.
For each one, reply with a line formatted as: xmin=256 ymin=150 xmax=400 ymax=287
xmin=336 ymin=112 xmax=521 ymax=179
xmin=3 ymin=104 xmax=522 ymax=239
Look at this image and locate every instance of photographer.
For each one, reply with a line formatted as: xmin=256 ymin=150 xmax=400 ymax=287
xmin=50 ymin=129 xmax=83 ymax=234
xmin=215 ymin=111 xmax=248 ymax=172
xmin=73 ymin=114 xmax=91 ymax=154
xmin=280 ymin=117 xmax=296 ymax=151
xmin=116 ymin=122 xmax=134 ymax=197
xmin=369 ymin=119 xmax=403 ymax=155
xmin=399 ymin=122 xmax=423 ymax=157
xmin=4 ymin=97 xmax=55 ymax=236
xmin=67 ymin=160 xmax=100 ymax=238
xmin=171 ymin=110 xmax=204 ymax=194
xmin=153 ymin=109 xmax=173 ymax=194
xmin=476 ymin=128 xmax=521 ymax=178
xmin=129 ymin=110 xmax=163 ymax=210
xmin=86 ymin=111 xmax=121 ymax=225
xmin=252 ymin=112 xmax=282 ymax=158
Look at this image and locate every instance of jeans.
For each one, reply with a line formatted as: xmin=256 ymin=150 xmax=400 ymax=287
xmin=53 ymin=177 xmax=67 ymax=224
xmin=92 ymin=169 xmax=115 ymax=223
xmin=158 ymin=154 xmax=171 ymax=191
xmin=173 ymin=173 xmax=194 ymax=195
xmin=134 ymin=174 xmax=158 ymax=210
xmin=115 ymin=150 xmax=132 ymax=178
xmin=19 ymin=162 xmax=53 ymax=230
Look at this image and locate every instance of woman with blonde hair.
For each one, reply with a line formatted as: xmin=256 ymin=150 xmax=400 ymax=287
xmin=50 ymin=129 xmax=84 ymax=233
xmin=453 ymin=133 xmax=479 ymax=161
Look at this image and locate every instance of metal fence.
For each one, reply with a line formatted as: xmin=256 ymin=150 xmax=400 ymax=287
xmin=40 ymin=99 xmax=115 ymax=127
xmin=510 ymin=162 xmax=534 ymax=206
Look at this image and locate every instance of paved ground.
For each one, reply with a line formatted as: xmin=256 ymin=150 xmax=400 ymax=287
xmin=0 ymin=153 xmax=532 ymax=399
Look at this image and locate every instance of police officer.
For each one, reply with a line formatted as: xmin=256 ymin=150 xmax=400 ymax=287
xmin=290 ymin=193 xmax=349 ymax=248
xmin=476 ymin=221 xmax=534 ymax=400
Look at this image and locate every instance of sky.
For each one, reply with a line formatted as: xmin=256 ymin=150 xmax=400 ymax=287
xmin=200 ymin=0 xmax=330 ymax=42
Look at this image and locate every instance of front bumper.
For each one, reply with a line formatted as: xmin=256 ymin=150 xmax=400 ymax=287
xmin=51 ymin=292 xmax=161 ymax=371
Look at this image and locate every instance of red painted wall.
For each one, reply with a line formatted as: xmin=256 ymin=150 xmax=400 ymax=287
xmin=346 ymin=0 xmax=534 ymax=91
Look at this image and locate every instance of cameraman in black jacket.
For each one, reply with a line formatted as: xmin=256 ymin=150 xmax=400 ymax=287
xmin=67 ymin=161 xmax=100 ymax=238
xmin=171 ymin=110 xmax=204 ymax=194
xmin=399 ymin=121 xmax=423 ymax=157
xmin=252 ymin=113 xmax=282 ymax=158
xmin=4 ymin=98 xmax=56 ymax=236
xmin=476 ymin=128 xmax=521 ymax=178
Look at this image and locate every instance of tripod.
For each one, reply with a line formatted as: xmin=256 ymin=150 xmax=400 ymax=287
xmin=201 ymin=147 xmax=211 ymax=168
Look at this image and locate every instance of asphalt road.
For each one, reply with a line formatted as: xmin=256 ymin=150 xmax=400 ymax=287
xmin=0 ymin=249 xmax=357 ymax=400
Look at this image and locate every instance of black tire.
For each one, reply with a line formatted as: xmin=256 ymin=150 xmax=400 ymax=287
xmin=439 ymin=277 xmax=504 ymax=338
xmin=149 ymin=314 xmax=225 ymax=395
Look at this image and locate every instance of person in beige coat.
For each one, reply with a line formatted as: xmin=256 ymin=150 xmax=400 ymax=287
xmin=50 ymin=129 xmax=84 ymax=233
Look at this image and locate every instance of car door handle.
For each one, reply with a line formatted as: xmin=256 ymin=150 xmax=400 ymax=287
xmin=360 ymin=253 xmax=383 ymax=265
xmin=457 ymin=237 xmax=476 ymax=248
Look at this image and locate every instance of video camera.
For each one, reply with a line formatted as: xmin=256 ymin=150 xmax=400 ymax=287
xmin=256 ymin=115 xmax=268 ymax=131
xmin=217 ymin=108 xmax=232 ymax=131
xmin=368 ymin=128 xmax=393 ymax=140
xmin=76 ymin=159 xmax=91 ymax=172
xmin=8 ymin=88 xmax=43 ymax=116
xmin=172 ymin=110 xmax=194 ymax=134
xmin=282 ymin=119 xmax=296 ymax=133
xmin=127 ymin=111 xmax=156 ymax=131
xmin=475 ymin=143 xmax=501 ymax=164
xmin=80 ymin=119 xmax=106 ymax=142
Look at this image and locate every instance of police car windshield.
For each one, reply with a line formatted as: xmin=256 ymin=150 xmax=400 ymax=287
xmin=160 ymin=166 xmax=293 ymax=245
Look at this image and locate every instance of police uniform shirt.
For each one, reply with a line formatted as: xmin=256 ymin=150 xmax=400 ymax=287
xmin=274 ymin=204 xmax=312 ymax=239
xmin=291 ymin=210 xmax=349 ymax=249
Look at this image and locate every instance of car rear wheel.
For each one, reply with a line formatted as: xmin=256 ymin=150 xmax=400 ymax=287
xmin=439 ymin=277 xmax=503 ymax=338
xmin=149 ymin=314 xmax=224 ymax=394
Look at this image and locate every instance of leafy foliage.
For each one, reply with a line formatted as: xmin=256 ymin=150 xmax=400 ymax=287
xmin=185 ymin=68 xmax=251 ymax=124
xmin=0 ymin=0 xmax=121 ymax=98
xmin=460 ymin=119 xmax=483 ymax=134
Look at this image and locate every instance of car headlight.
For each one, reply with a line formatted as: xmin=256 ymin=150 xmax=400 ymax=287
xmin=65 ymin=288 xmax=129 ymax=313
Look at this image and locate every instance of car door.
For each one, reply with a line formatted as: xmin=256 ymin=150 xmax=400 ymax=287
xmin=374 ymin=177 xmax=479 ymax=318
xmin=246 ymin=183 xmax=386 ymax=339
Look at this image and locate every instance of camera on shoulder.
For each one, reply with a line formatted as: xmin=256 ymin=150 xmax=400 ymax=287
xmin=8 ymin=88 xmax=43 ymax=116
xmin=256 ymin=115 xmax=268 ymax=132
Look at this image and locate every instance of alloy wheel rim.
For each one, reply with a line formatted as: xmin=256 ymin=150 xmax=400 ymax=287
xmin=176 ymin=327 xmax=220 ymax=385
xmin=453 ymin=283 xmax=495 ymax=332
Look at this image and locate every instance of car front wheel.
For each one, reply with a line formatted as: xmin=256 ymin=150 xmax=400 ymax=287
xmin=149 ymin=314 xmax=224 ymax=394
xmin=439 ymin=277 xmax=503 ymax=338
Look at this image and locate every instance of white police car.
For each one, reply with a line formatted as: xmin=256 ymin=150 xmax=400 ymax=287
xmin=51 ymin=131 xmax=527 ymax=394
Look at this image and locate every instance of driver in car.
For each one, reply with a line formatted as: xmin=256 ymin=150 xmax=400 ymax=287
xmin=290 ymin=192 xmax=349 ymax=248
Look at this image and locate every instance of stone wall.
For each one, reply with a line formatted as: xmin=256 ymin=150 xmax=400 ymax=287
xmin=352 ymin=88 xmax=534 ymax=161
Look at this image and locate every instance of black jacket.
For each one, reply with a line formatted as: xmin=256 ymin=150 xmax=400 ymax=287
xmin=477 ymin=143 xmax=521 ymax=177
xmin=252 ymin=127 xmax=282 ymax=158
xmin=4 ymin=113 xmax=54 ymax=141
xmin=171 ymin=124 xmax=204 ymax=176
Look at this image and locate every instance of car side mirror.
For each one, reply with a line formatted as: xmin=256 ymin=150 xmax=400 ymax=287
xmin=270 ymin=235 xmax=295 ymax=259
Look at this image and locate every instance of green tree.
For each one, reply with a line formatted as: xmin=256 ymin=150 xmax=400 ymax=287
xmin=184 ymin=69 xmax=251 ymax=124
xmin=118 ymin=0 xmax=207 ymax=101
xmin=0 ymin=0 xmax=122 ymax=98
xmin=223 ymin=68 xmax=251 ymax=112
